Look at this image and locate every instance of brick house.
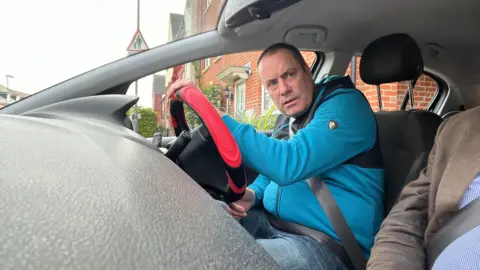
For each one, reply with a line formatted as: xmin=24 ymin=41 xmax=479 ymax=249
xmin=0 ymin=85 xmax=29 ymax=108
xmin=155 ymin=0 xmax=438 ymax=129
xmin=152 ymin=74 xmax=166 ymax=118
xmin=154 ymin=13 xmax=186 ymax=127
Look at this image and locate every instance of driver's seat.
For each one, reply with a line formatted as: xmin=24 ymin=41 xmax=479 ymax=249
xmin=359 ymin=33 xmax=443 ymax=215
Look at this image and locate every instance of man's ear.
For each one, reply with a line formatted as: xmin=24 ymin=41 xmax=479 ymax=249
xmin=304 ymin=63 xmax=312 ymax=75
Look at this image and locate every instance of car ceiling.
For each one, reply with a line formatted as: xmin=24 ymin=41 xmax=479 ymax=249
xmin=218 ymin=0 xmax=480 ymax=107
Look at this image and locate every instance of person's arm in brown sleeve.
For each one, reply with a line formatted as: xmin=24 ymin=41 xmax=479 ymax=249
xmin=366 ymin=120 xmax=448 ymax=270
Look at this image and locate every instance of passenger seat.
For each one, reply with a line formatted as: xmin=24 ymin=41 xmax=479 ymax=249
xmin=359 ymin=33 xmax=443 ymax=215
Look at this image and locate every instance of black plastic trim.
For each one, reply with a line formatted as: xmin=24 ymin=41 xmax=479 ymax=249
xmin=225 ymin=0 xmax=303 ymax=29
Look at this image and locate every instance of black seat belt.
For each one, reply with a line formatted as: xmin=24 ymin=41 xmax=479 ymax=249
xmin=307 ymin=176 xmax=367 ymax=270
xmin=267 ymin=77 xmax=371 ymax=269
xmin=266 ymin=175 xmax=367 ymax=270
xmin=277 ymin=121 xmax=367 ymax=269
xmin=295 ymin=112 xmax=366 ymax=269
xmin=427 ymin=197 xmax=480 ymax=269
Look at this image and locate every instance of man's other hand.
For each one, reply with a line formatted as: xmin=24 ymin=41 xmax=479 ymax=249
xmin=166 ymin=79 xmax=196 ymax=99
xmin=215 ymin=107 xmax=225 ymax=117
xmin=166 ymin=79 xmax=225 ymax=117
xmin=221 ymin=188 xmax=256 ymax=219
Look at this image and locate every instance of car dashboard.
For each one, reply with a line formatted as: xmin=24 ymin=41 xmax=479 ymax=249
xmin=0 ymin=94 xmax=279 ymax=269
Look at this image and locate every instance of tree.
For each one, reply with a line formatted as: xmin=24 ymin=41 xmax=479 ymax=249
xmin=184 ymin=84 xmax=224 ymax=128
xmin=127 ymin=107 xmax=158 ymax=137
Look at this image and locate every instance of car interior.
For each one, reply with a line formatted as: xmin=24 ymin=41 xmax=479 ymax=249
xmin=1 ymin=0 xmax=480 ymax=269
xmin=358 ymin=33 xmax=445 ymax=215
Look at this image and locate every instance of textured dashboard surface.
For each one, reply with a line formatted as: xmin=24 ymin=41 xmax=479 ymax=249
xmin=0 ymin=106 xmax=279 ymax=270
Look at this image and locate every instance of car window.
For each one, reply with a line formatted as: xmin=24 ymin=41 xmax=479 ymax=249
xmin=347 ymin=56 xmax=439 ymax=112
xmin=0 ymin=0 xmax=218 ymax=109
xmin=144 ymin=51 xmax=319 ymax=137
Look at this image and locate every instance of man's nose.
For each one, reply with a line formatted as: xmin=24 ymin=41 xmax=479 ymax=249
xmin=279 ymin=79 xmax=291 ymax=96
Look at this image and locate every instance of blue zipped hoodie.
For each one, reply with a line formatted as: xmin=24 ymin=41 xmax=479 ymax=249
xmin=221 ymin=76 xmax=385 ymax=258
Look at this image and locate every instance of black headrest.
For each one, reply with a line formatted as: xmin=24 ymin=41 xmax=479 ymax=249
xmin=360 ymin=33 xmax=424 ymax=85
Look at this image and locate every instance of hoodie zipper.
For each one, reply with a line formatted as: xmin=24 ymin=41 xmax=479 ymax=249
xmin=275 ymin=186 xmax=282 ymax=217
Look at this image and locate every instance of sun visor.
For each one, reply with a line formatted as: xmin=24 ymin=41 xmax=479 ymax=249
xmin=224 ymin=0 xmax=303 ymax=29
xmin=284 ymin=26 xmax=327 ymax=50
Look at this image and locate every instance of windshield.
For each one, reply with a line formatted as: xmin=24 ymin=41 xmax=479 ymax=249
xmin=0 ymin=0 xmax=219 ymax=109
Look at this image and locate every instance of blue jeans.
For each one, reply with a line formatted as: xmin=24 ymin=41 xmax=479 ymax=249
xmin=240 ymin=207 xmax=348 ymax=270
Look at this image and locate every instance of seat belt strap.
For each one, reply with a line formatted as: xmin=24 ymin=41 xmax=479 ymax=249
xmin=288 ymin=121 xmax=366 ymax=269
xmin=307 ymin=176 xmax=367 ymax=270
xmin=427 ymin=196 xmax=480 ymax=268
xmin=284 ymin=78 xmax=367 ymax=269
xmin=266 ymin=214 xmax=355 ymax=269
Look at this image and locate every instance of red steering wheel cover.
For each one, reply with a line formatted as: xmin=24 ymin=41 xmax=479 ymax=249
xmin=177 ymin=86 xmax=242 ymax=169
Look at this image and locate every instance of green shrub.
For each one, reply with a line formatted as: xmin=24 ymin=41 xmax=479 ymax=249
xmin=185 ymin=84 xmax=223 ymax=128
xmin=234 ymin=105 xmax=277 ymax=131
xmin=127 ymin=107 xmax=158 ymax=137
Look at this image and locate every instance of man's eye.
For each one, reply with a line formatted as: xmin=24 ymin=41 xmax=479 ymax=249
xmin=268 ymin=81 xmax=278 ymax=90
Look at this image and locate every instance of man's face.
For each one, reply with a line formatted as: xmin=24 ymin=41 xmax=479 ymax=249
xmin=258 ymin=49 xmax=314 ymax=118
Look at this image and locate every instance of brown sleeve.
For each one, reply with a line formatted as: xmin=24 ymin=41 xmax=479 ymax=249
xmin=366 ymin=119 xmax=448 ymax=270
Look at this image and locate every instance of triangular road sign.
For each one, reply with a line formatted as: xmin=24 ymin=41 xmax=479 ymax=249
xmin=127 ymin=29 xmax=149 ymax=52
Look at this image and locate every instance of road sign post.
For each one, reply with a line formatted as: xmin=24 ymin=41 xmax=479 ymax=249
xmin=127 ymin=0 xmax=149 ymax=133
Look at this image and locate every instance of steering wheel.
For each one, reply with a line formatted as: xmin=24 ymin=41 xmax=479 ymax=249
xmin=164 ymin=85 xmax=247 ymax=203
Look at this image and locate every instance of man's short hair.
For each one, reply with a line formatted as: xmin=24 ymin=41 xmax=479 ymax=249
xmin=257 ymin=43 xmax=308 ymax=71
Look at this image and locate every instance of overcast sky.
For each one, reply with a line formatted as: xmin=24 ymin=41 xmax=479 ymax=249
xmin=0 ymin=0 xmax=186 ymax=108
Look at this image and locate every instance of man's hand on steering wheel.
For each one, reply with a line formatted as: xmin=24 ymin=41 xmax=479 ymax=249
xmin=221 ymin=188 xmax=256 ymax=219
xmin=166 ymin=79 xmax=247 ymax=204
xmin=167 ymin=79 xmax=225 ymax=117
xmin=166 ymin=79 xmax=195 ymax=97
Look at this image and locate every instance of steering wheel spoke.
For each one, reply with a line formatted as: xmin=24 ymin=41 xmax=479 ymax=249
xmin=165 ymin=130 xmax=192 ymax=161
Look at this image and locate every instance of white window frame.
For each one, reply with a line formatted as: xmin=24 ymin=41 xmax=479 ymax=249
xmin=161 ymin=95 xmax=166 ymax=115
xmin=261 ymin=85 xmax=279 ymax=115
xmin=234 ymin=80 xmax=246 ymax=116
xmin=204 ymin=57 xmax=211 ymax=71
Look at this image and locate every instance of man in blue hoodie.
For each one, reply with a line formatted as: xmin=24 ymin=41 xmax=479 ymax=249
xmin=167 ymin=43 xmax=384 ymax=270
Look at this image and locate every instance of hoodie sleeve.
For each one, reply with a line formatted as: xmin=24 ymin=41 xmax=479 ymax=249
xmin=248 ymin=174 xmax=270 ymax=205
xmin=221 ymin=89 xmax=377 ymax=186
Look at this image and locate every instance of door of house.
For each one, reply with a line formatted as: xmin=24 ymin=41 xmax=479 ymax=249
xmin=234 ymin=81 xmax=246 ymax=116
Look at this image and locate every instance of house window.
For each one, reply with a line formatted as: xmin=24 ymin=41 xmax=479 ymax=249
xmin=185 ymin=63 xmax=192 ymax=80
xmin=234 ymin=81 xmax=246 ymax=116
xmin=161 ymin=95 xmax=166 ymax=115
xmin=204 ymin=57 xmax=211 ymax=69
xmin=262 ymin=85 xmax=279 ymax=114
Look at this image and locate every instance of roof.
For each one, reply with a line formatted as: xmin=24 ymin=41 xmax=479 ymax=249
xmin=0 ymin=84 xmax=29 ymax=97
xmin=216 ymin=66 xmax=251 ymax=85
xmin=169 ymin=13 xmax=185 ymax=41
xmin=152 ymin=74 xmax=166 ymax=95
